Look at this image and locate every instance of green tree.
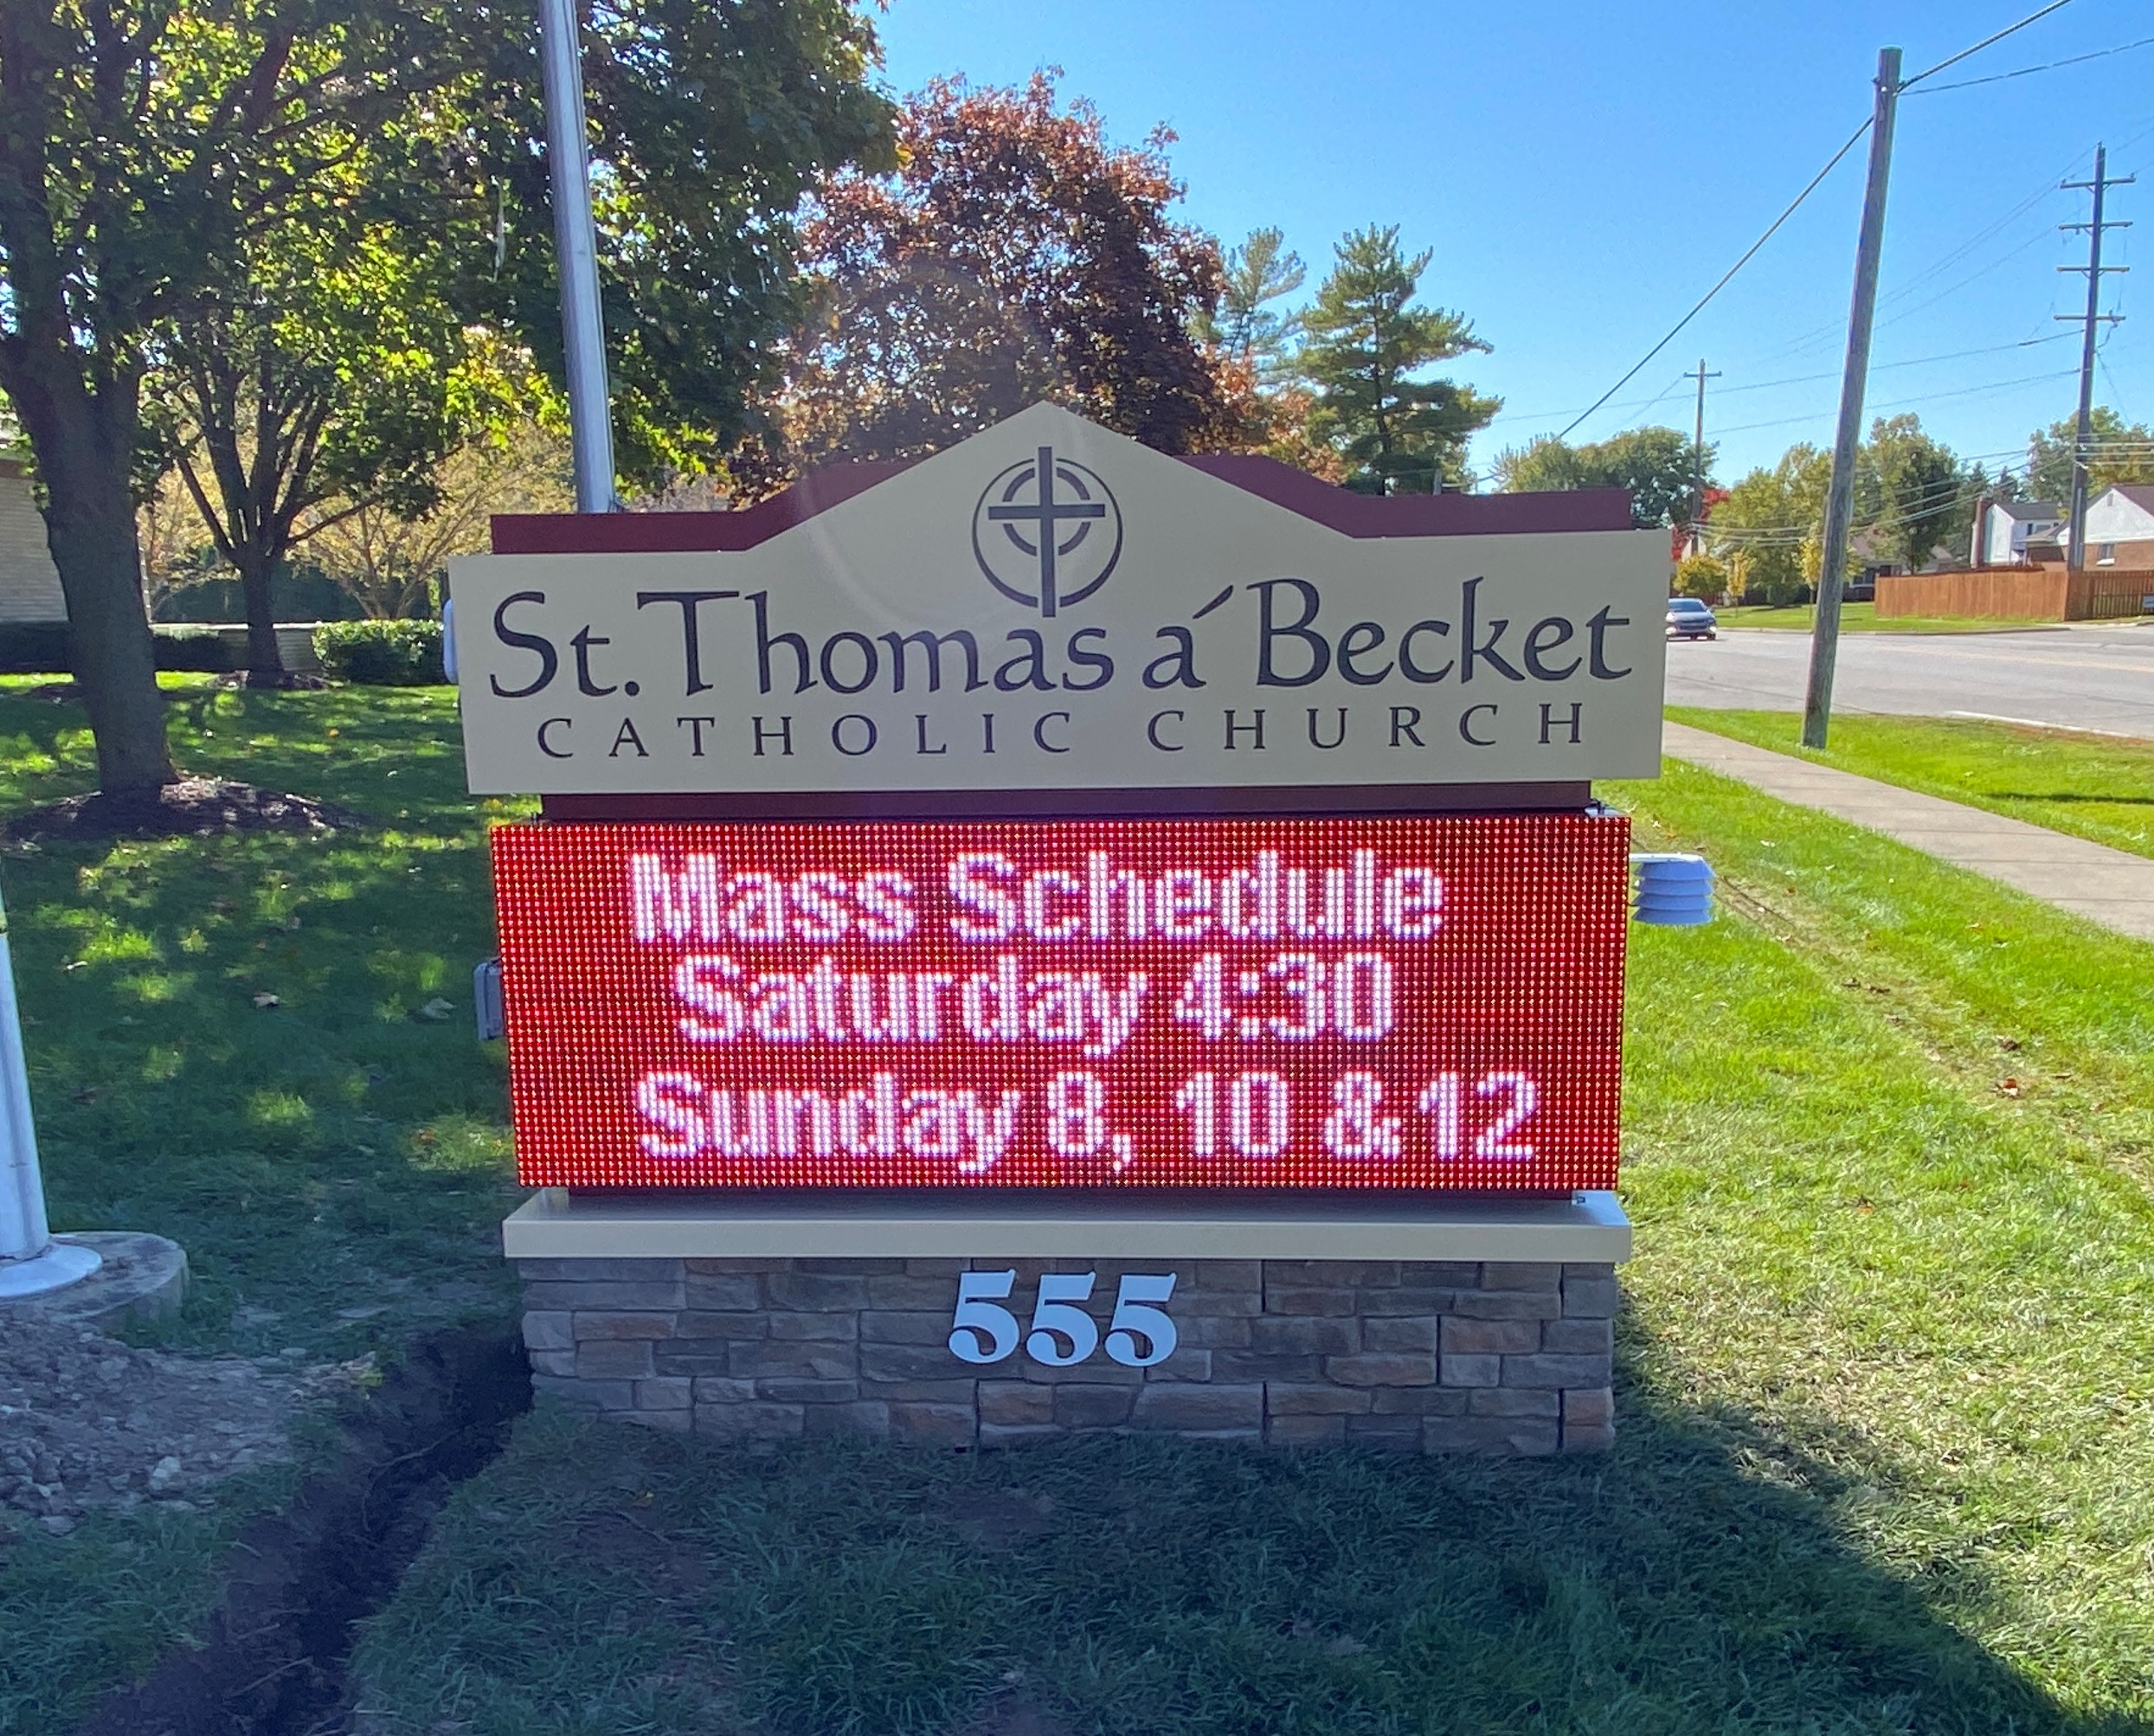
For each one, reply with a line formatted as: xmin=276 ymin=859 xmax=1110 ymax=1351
xmin=1860 ymin=414 xmax=1966 ymax=571
xmin=306 ymin=418 xmax=572 ymax=620
xmin=1673 ymin=551 xmax=1729 ymax=601
xmin=470 ymin=0 xmax=896 ymax=485
xmin=1709 ymin=445 xmax=1832 ymax=606
xmin=0 ymin=4 xmax=463 ymax=792
xmin=2025 ymin=407 xmax=2154 ymax=501
xmin=1299 ymin=226 xmax=1497 ymax=494
xmin=149 ymin=210 xmax=497 ymax=681
xmin=1495 ymin=427 xmax=1709 ymax=530
xmin=1198 ymin=227 xmax=1305 ymax=382
xmin=0 ymin=1 xmax=894 ymax=793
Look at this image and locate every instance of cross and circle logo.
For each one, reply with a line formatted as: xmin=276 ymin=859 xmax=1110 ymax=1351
xmin=971 ymin=444 xmax=1123 ymax=617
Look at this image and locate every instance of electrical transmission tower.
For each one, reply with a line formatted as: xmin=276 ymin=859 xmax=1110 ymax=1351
xmin=2059 ymin=145 xmax=2131 ymax=570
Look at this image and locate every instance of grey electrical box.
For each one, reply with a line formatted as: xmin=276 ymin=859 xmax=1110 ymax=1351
xmin=473 ymin=958 xmax=505 ymax=1041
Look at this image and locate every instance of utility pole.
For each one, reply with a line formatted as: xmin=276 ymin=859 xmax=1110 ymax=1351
xmin=1684 ymin=357 xmax=1721 ymax=550
xmin=1802 ymin=47 xmax=1901 ymax=750
xmin=537 ymin=0 xmax=617 ymax=512
xmin=2058 ymin=145 xmax=2131 ymax=569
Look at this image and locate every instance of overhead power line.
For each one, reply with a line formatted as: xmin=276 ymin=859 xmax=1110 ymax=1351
xmin=1707 ymin=366 xmax=2080 ymax=438
xmin=1553 ymin=118 xmax=1874 ymax=440
xmin=1709 ymin=487 xmax=1995 ymax=550
xmin=1547 ymin=3 xmax=2102 ymax=467
xmin=1897 ymin=0 xmax=2077 ymax=92
xmin=1697 ymin=333 xmax=2072 ymax=401
xmin=1485 ymin=332 xmax=2075 ymax=431
xmin=1707 ymin=473 xmax=1982 ymax=545
xmin=1909 ymin=31 xmax=2154 ymax=93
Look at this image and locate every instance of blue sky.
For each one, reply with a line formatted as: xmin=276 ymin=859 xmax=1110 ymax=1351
xmin=872 ymin=0 xmax=2154 ymax=489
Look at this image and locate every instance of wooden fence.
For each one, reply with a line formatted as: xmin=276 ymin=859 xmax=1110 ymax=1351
xmin=1874 ymin=568 xmax=2154 ymax=620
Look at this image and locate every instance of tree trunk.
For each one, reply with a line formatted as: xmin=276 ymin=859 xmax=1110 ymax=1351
xmin=21 ymin=392 xmax=177 ymax=793
xmin=235 ymin=546 xmax=287 ymax=681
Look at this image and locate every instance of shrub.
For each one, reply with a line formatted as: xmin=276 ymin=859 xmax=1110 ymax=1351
xmin=0 ymin=620 xmax=74 ymax=675
xmin=1673 ymin=553 xmax=1729 ymax=603
xmin=313 ymin=620 xmax=445 ymax=685
xmin=152 ymin=624 xmax=246 ymax=672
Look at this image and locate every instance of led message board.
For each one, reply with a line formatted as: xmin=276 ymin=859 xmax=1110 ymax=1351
xmin=492 ymin=813 xmax=1629 ymax=1192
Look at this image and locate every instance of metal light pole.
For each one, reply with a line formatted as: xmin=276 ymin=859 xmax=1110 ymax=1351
xmin=0 ymin=884 xmax=100 ymax=1298
xmin=537 ymin=0 xmax=618 ymax=513
xmin=1803 ymin=47 xmax=1901 ymax=750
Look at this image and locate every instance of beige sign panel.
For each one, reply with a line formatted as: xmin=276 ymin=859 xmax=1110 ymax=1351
xmin=450 ymin=403 xmax=1669 ymax=794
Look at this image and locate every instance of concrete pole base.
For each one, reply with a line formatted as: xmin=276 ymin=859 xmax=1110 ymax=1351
xmin=0 ymin=1238 xmax=102 ymax=1299
xmin=0 ymin=1231 xmax=188 ymax=1328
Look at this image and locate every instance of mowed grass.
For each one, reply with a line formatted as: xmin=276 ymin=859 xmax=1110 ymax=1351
xmin=1669 ymin=707 xmax=2154 ymax=859
xmin=1714 ymin=601 xmax=2065 ymax=634
xmin=6 ymin=685 xmax=2151 ymax=1733
xmin=350 ymin=762 xmax=2154 ymax=1734
xmin=0 ymin=677 xmax=526 ymax=1733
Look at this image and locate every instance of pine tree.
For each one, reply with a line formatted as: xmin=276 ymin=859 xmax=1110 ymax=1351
xmin=1205 ymin=228 xmax=1305 ymax=383
xmin=1298 ymin=227 xmax=1497 ymax=494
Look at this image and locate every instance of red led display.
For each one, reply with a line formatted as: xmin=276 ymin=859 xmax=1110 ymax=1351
xmin=492 ymin=813 xmax=1630 ymax=1192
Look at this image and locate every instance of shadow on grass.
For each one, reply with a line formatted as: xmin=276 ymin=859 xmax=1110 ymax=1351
xmin=356 ymin=1365 xmax=2142 ymax=1736
xmin=0 ymin=685 xmax=524 ymax=1359
xmin=1989 ymin=792 xmax=2154 ymax=806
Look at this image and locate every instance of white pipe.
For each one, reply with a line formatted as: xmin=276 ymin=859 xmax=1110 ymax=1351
xmin=0 ymin=883 xmax=51 ymax=1261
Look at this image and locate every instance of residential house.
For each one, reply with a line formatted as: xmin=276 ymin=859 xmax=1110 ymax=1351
xmin=0 ymin=454 xmax=66 ymax=622
xmin=1969 ymin=495 xmax=2065 ymax=567
xmin=2084 ymin=484 xmax=2154 ymax=571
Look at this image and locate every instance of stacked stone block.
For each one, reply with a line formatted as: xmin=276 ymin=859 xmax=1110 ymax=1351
xmin=518 ymin=1256 xmax=1617 ymax=1454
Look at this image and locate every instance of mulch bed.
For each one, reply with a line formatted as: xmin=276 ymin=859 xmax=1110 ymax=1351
xmin=1 ymin=778 xmax=364 ymax=845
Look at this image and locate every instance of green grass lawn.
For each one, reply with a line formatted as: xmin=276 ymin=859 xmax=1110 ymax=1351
xmin=6 ymin=685 xmax=2154 ymax=1734
xmin=1669 ymin=708 xmax=2154 ymax=859
xmin=1714 ymin=601 xmax=2064 ymax=633
xmin=0 ymin=677 xmax=528 ymax=1733
xmin=353 ymin=760 xmax=2154 ymax=1733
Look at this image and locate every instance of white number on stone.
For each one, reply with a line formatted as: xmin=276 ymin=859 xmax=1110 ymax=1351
xmin=1103 ymin=1273 xmax=1179 ymax=1367
xmin=947 ymin=1269 xmax=1020 ymax=1364
xmin=1025 ymin=1272 xmax=1101 ymax=1366
xmin=948 ymin=1270 xmax=1181 ymax=1368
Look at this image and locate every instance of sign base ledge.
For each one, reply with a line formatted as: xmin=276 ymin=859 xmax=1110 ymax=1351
xmin=500 ymin=1188 xmax=1630 ymax=1264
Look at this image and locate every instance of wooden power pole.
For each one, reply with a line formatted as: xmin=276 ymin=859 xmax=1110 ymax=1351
xmin=1684 ymin=357 xmax=1720 ymax=550
xmin=1803 ymin=47 xmax=1901 ymax=750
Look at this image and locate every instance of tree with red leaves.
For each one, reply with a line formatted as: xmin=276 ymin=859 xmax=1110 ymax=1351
xmin=763 ymin=73 xmax=1251 ymax=473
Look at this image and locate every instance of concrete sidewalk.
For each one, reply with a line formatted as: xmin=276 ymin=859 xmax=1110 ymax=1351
xmin=1661 ymin=721 xmax=2154 ymax=943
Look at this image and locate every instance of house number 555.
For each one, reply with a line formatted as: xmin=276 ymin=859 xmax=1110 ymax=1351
xmin=947 ymin=1271 xmax=1179 ymax=1368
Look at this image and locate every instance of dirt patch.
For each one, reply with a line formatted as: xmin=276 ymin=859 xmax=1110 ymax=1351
xmin=574 ymin=1509 xmax=712 ymax=1603
xmin=2 ymin=778 xmax=363 ymax=845
xmin=75 ymin=1328 xmax=530 ymax=1736
xmin=0 ymin=1317 xmax=369 ymax=1534
xmin=929 ymin=1487 xmax=1059 ymax=1551
xmin=961 ymin=1684 xmax=1074 ymax=1736
xmin=214 ymin=672 xmax=333 ymax=691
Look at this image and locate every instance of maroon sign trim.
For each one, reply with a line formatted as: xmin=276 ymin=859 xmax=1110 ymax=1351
xmin=491 ymin=453 xmax=1631 ymax=556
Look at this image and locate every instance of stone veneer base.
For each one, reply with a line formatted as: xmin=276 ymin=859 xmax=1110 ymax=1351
xmin=509 ymin=1194 xmax=1626 ymax=1455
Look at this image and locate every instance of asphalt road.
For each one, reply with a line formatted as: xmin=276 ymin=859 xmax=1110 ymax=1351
xmin=1664 ymin=622 xmax=2154 ymax=740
